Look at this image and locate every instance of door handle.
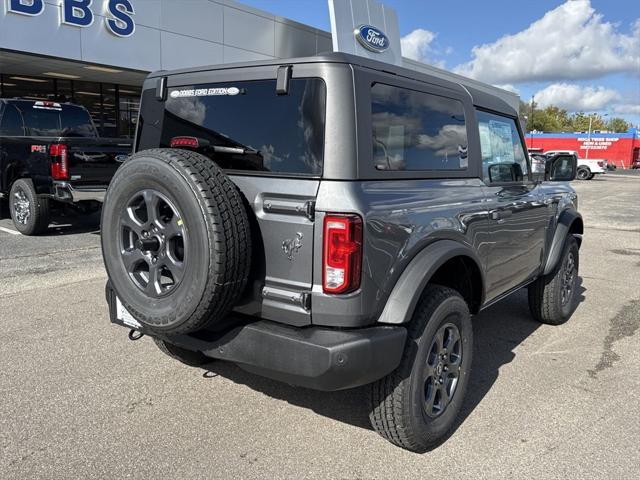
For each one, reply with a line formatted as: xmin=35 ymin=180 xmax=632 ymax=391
xmin=490 ymin=210 xmax=513 ymax=220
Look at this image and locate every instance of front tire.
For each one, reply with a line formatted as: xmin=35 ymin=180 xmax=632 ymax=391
xmin=528 ymin=236 xmax=579 ymax=325
xmin=9 ymin=178 xmax=50 ymax=235
xmin=369 ymin=285 xmax=473 ymax=452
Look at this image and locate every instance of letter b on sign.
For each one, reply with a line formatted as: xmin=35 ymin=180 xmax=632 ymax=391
xmin=63 ymin=0 xmax=94 ymax=27
xmin=8 ymin=0 xmax=44 ymax=16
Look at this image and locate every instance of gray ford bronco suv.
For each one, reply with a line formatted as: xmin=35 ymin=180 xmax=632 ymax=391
xmin=101 ymin=53 xmax=583 ymax=452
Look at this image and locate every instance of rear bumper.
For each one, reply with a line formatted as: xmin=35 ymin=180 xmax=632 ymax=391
xmin=106 ymin=284 xmax=407 ymax=391
xmin=53 ymin=181 xmax=106 ymax=203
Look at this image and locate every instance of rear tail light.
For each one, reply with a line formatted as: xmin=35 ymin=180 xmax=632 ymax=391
xmin=50 ymin=143 xmax=69 ymax=180
xmin=323 ymin=214 xmax=363 ymax=294
xmin=597 ymin=161 xmax=604 ymax=168
xmin=170 ymin=136 xmax=199 ymax=149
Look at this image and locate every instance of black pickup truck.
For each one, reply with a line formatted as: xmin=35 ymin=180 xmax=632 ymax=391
xmin=0 ymin=99 xmax=132 ymax=234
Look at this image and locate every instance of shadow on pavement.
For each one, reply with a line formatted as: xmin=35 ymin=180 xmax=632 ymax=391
xmin=197 ymin=281 xmax=586 ymax=437
xmin=42 ymin=210 xmax=102 ymax=236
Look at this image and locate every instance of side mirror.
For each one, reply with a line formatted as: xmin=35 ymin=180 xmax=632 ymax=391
xmin=488 ymin=163 xmax=523 ymax=183
xmin=545 ymin=155 xmax=576 ymax=182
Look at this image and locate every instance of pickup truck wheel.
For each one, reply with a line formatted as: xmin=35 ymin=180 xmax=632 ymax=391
xmin=576 ymin=167 xmax=591 ymax=180
xmin=369 ymin=285 xmax=472 ymax=452
xmin=528 ymin=236 xmax=579 ymax=325
xmin=101 ymin=148 xmax=251 ymax=335
xmin=9 ymin=178 xmax=50 ymax=235
xmin=153 ymin=338 xmax=209 ymax=367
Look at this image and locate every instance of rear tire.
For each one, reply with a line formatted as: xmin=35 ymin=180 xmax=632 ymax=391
xmin=153 ymin=338 xmax=209 ymax=367
xmin=576 ymin=167 xmax=591 ymax=180
xmin=101 ymin=148 xmax=251 ymax=335
xmin=368 ymin=285 xmax=473 ymax=452
xmin=528 ymin=236 xmax=579 ymax=325
xmin=9 ymin=178 xmax=50 ymax=235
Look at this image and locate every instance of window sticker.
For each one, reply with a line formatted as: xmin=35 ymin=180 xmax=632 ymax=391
xmin=488 ymin=120 xmax=515 ymax=164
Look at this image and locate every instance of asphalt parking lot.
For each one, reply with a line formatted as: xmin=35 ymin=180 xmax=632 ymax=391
xmin=1 ymin=173 xmax=639 ymax=479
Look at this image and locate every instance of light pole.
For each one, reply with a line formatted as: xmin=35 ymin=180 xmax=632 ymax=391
xmin=529 ymin=95 xmax=535 ymax=148
xmin=585 ymin=113 xmax=608 ymax=159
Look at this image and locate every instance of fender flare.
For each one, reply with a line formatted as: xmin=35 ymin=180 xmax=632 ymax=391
xmin=543 ymin=209 xmax=583 ymax=275
xmin=377 ymin=240 xmax=485 ymax=325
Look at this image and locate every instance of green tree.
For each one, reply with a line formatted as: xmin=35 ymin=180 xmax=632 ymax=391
xmin=606 ymin=117 xmax=630 ymax=133
xmin=525 ymin=105 xmax=572 ymax=132
xmin=571 ymin=113 xmax=607 ymax=132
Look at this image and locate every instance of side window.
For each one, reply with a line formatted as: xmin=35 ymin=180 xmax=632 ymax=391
xmin=371 ymin=83 xmax=468 ymax=171
xmin=477 ymin=110 xmax=528 ymax=183
xmin=550 ymin=155 xmax=575 ymax=179
xmin=0 ymin=105 xmax=24 ymax=136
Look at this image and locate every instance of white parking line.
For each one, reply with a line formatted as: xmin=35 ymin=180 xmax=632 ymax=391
xmin=0 ymin=226 xmax=20 ymax=235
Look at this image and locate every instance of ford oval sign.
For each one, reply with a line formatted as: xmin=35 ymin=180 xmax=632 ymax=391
xmin=354 ymin=25 xmax=389 ymax=53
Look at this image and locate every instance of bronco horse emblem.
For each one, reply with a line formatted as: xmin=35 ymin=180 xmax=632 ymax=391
xmin=282 ymin=232 xmax=304 ymax=260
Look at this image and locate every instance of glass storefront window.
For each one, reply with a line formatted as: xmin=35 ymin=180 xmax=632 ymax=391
xmin=0 ymin=74 xmax=140 ymax=139
xmin=118 ymin=86 xmax=141 ymax=138
xmin=0 ymin=75 xmax=54 ymax=101
xmin=73 ymin=81 xmax=102 ymax=133
xmin=101 ymin=84 xmax=118 ymax=138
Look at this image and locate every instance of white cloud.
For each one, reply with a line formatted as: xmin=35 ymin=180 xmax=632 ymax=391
xmin=454 ymin=0 xmax=640 ymax=84
xmin=613 ymin=104 xmax=640 ymax=115
xmin=534 ymin=83 xmax=620 ymax=111
xmin=401 ymin=29 xmax=445 ymax=67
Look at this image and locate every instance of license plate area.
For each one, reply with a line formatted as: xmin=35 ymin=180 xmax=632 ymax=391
xmin=115 ymin=296 xmax=142 ymax=329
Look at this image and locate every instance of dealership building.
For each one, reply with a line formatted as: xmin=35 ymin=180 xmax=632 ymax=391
xmin=526 ymin=130 xmax=640 ymax=168
xmin=0 ymin=0 xmax=518 ymax=139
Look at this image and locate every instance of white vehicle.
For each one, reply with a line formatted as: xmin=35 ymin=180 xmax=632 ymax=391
xmin=543 ymin=150 xmax=607 ymax=180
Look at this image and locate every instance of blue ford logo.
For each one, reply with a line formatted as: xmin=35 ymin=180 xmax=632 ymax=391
xmin=354 ymin=25 xmax=389 ymax=53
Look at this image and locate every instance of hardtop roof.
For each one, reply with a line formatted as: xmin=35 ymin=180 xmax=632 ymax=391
xmin=148 ymin=52 xmax=518 ymax=117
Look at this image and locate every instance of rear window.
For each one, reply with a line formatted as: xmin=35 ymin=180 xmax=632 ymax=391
xmin=10 ymin=101 xmax=97 ymax=137
xmin=0 ymin=104 xmax=24 ymax=136
xmin=161 ymin=78 xmax=326 ymax=175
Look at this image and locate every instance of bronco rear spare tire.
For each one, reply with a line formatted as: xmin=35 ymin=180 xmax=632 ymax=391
xmin=101 ymin=148 xmax=251 ymax=335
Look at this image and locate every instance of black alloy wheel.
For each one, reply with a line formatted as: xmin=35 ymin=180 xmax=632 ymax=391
xmin=560 ymin=250 xmax=576 ymax=307
xmin=120 ymin=189 xmax=187 ymax=298
xmin=423 ymin=322 xmax=463 ymax=417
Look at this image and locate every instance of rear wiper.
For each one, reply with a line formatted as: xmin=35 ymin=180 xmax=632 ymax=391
xmin=212 ymin=145 xmax=259 ymax=155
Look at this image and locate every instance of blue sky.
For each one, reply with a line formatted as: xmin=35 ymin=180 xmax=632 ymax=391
xmin=241 ymin=0 xmax=640 ymax=126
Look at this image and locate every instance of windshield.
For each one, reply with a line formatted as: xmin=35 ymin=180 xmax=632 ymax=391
xmin=12 ymin=101 xmax=98 ymax=137
xmin=161 ymin=78 xmax=326 ymax=175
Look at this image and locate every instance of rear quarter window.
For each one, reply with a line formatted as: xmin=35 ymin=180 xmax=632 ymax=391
xmin=371 ymin=83 xmax=468 ymax=171
xmin=161 ymin=78 xmax=326 ymax=175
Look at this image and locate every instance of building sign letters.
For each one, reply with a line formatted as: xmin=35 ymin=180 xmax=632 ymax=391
xmin=6 ymin=0 xmax=136 ymax=37
xmin=577 ymin=136 xmax=620 ymax=151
